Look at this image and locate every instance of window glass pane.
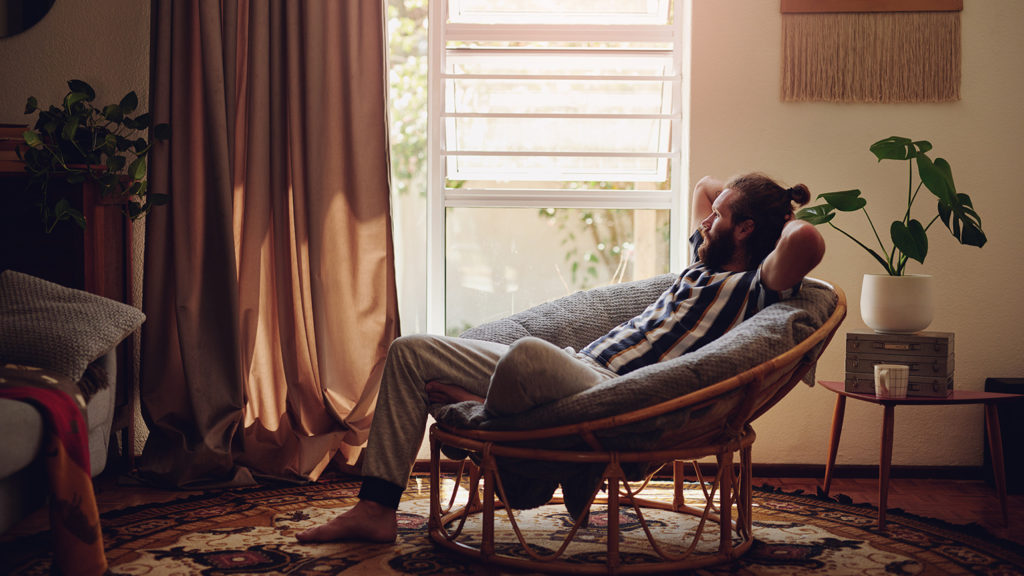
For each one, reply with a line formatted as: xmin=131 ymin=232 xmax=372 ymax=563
xmin=449 ymin=0 xmax=671 ymax=25
xmin=447 ymin=153 xmax=666 ymax=182
xmin=445 ymin=207 xmax=670 ymax=335
xmin=447 ymin=78 xmax=670 ymax=115
xmin=443 ymin=49 xmax=674 ymax=182
xmin=447 ymin=51 xmax=674 ymax=79
xmin=447 ymin=117 xmax=670 ymax=153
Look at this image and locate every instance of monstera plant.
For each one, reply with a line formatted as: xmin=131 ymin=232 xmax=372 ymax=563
xmin=798 ymin=136 xmax=986 ymax=333
xmin=19 ymin=79 xmax=170 ymax=232
xmin=796 ymin=136 xmax=986 ymax=276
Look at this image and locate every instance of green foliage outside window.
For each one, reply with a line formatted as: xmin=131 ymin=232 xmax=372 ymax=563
xmin=387 ymin=1 xmax=668 ymax=296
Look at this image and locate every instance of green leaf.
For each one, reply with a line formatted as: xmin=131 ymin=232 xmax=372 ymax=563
xmin=54 ymin=198 xmax=87 ymax=229
xmin=61 ymin=116 xmax=80 ymax=142
xmin=128 ymin=156 xmax=147 ymax=181
xmin=133 ymin=112 xmax=152 ymax=127
xmin=102 ymin=104 xmax=124 ymax=122
xmin=125 ymin=202 xmax=145 ymax=219
xmin=64 ymin=91 xmax=90 ymax=110
xmin=891 ymin=219 xmax=928 ymax=264
xmin=818 ymin=189 xmax=866 ymax=212
xmin=917 ymin=154 xmax=955 ymax=206
xmin=66 ymin=80 xmax=95 ymax=101
xmin=119 ymin=91 xmax=139 ymax=113
xmin=24 ymin=96 xmax=38 ymax=114
xmin=22 ymin=130 xmax=43 ymax=148
xmin=153 ymin=123 xmax=171 ymax=141
xmin=795 ymin=204 xmax=836 ymax=225
xmin=126 ymin=180 xmax=144 ymax=199
xmin=924 ymin=157 xmax=986 ymax=247
xmin=940 ymin=194 xmax=987 ymax=247
xmin=870 ymin=136 xmax=915 ymax=161
xmin=106 ymin=154 xmax=126 ymax=172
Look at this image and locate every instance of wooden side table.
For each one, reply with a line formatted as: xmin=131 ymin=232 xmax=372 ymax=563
xmin=818 ymin=380 xmax=1023 ymax=529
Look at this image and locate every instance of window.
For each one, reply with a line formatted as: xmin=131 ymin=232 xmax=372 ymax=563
xmin=421 ymin=0 xmax=687 ymax=334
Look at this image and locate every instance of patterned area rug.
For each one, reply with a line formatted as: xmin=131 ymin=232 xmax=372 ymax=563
xmin=3 ymin=476 xmax=1023 ymax=575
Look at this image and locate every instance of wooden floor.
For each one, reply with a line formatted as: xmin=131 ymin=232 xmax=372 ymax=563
xmin=4 ymin=471 xmax=1023 ymax=547
xmin=756 ymin=476 xmax=1024 ymax=545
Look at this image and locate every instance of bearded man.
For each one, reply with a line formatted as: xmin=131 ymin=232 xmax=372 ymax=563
xmin=296 ymin=173 xmax=825 ymax=544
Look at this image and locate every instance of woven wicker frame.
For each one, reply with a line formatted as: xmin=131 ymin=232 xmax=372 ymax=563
xmin=428 ymin=282 xmax=846 ymax=574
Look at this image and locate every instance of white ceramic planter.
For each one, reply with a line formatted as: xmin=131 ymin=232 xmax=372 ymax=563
xmin=860 ymin=274 xmax=934 ymax=334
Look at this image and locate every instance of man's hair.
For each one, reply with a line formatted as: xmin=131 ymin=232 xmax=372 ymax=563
xmin=725 ymin=173 xmax=811 ymax=268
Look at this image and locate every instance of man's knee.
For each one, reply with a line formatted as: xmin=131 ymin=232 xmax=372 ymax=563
xmin=504 ymin=336 xmax=556 ymax=366
xmin=387 ymin=333 xmax=437 ymax=362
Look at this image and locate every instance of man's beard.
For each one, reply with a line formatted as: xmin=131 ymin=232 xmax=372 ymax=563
xmin=698 ymin=226 xmax=737 ymax=270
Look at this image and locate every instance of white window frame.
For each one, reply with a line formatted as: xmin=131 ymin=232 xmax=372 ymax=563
xmin=426 ymin=0 xmax=691 ymax=334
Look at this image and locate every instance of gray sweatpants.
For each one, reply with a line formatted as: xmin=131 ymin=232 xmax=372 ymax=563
xmin=360 ymin=334 xmax=614 ymax=491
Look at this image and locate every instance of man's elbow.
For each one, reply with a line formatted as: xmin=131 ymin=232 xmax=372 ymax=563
xmin=763 ymin=221 xmax=826 ymax=291
xmin=790 ymin=220 xmax=826 ymax=270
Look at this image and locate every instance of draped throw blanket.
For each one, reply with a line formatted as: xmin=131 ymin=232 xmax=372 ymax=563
xmin=0 ymin=364 xmax=106 ymax=576
xmin=141 ymin=1 xmax=398 ymax=488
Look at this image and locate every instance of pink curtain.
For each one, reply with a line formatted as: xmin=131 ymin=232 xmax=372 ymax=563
xmin=140 ymin=0 xmax=398 ymax=487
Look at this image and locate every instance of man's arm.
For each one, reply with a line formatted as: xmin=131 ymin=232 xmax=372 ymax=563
xmin=690 ymin=175 xmax=725 ymax=231
xmin=760 ymin=219 xmax=826 ymax=292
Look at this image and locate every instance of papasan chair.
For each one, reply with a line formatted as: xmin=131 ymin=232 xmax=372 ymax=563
xmin=426 ymin=273 xmax=846 ymax=574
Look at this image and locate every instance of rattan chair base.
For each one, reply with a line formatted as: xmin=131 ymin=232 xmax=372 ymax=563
xmin=428 ymin=427 xmax=757 ymax=575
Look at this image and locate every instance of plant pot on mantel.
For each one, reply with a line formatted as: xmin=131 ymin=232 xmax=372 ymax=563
xmin=860 ymin=274 xmax=934 ymax=334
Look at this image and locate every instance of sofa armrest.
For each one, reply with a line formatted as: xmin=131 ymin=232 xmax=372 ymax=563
xmin=0 ymin=399 xmax=44 ymax=480
xmin=86 ymin=351 xmax=117 ymax=477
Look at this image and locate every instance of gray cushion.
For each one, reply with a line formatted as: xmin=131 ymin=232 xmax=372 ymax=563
xmin=435 ymin=277 xmax=837 ymax=445
xmin=0 ymin=270 xmax=145 ymax=381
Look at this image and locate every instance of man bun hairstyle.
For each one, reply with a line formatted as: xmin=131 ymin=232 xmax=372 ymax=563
xmin=725 ymin=173 xmax=811 ymax=268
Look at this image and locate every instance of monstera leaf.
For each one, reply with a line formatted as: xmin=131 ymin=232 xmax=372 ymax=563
xmin=796 ymin=136 xmax=987 ymax=275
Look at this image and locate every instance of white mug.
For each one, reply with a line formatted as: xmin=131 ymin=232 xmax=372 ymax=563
xmin=874 ymin=364 xmax=909 ymax=399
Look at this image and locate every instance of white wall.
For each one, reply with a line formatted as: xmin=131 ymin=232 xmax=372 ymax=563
xmin=690 ymin=0 xmax=1024 ymax=467
xmin=0 ymin=0 xmax=149 ymax=125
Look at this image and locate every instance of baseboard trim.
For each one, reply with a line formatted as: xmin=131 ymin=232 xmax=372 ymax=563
xmin=412 ymin=460 xmax=986 ymax=481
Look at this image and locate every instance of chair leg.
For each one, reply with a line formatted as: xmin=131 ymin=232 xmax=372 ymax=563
xmin=480 ymin=450 xmax=496 ymax=558
xmin=428 ymin=429 xmax=441 ymax=531
xmin=739 ymin=444 xmax=753 ymax=538
xmin=717 ymin=450 xmax=734 ymax=554
xmin=606 ymin=462 xmax=624 ymax=571
xmin=673 ymin=460 xmax=687 ymax=510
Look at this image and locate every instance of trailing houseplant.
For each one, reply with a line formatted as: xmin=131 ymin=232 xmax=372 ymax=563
xmin=18 ymin=79 xmax=170 ymax=232
xmin=796 ymin=136 xmax=986 ymax=276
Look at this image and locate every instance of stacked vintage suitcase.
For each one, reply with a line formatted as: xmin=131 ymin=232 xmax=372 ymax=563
xmin=845 ymin=331 xmax=954 ymax=397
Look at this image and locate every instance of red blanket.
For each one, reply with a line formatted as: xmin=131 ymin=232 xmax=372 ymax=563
xmin=0 ymin=364 xmax=107 ymax=576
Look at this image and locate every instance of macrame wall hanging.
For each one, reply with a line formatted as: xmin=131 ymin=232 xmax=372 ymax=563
xmin=781 ymin=0 xmax=962 ymax=103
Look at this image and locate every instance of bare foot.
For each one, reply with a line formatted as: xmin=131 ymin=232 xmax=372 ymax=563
xmin=295 ymin=500 xmax=398 ymax=543
xmin=425 ymin=381 xmax=484 ymax=404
